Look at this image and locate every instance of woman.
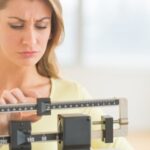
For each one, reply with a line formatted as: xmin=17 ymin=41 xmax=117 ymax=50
xmin=0 ymin=0 xmax=133 ymax=150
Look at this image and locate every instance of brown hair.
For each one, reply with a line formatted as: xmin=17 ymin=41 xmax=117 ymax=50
xmin=0 ymin=0 xmax=64 ymax=78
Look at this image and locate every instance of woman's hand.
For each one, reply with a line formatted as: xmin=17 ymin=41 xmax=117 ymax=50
xmin=0 ymin=88 xmax=40 ymax=135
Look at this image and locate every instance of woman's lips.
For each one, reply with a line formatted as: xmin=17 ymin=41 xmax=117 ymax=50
xmin=18 ymin=51 xmax=39 ymax=58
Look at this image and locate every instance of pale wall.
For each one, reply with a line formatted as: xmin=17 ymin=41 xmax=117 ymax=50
xmin=61 ymin=66 xmax=150 ymax=131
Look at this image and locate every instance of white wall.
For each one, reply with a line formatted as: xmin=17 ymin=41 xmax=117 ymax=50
xmin=58 ymin=0 xmax=150 ymax=133
xmin=62 ymin=66 xmax=150 ymax=131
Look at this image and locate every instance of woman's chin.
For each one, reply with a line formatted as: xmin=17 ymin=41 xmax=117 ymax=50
xmin=14 ymin=59 xmax=39 ymax=67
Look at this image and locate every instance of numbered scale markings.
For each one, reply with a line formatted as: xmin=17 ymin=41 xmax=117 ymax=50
xmin=0 ymin=99 xmax=119 ymax=113
xmin=0 ymin=133 xmax=59 ymax=145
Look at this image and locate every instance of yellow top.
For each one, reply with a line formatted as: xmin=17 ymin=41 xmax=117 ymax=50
xmin=1 ymin=78 xmax=133 ymax=150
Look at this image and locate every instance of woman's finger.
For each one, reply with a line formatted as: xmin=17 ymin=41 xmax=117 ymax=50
xmin=10 ymin=88 xmax=26 ymax=103
xmin=0 ymin=97 xmax=6 ymax=105
xmin=1 ymin=90 xmax=18 ymax=104
xmin=10 ymin=112 xmax=22 ymax=121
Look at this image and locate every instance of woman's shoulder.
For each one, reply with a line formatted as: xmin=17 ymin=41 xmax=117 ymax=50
xmin=50 ymin=78 xmax=91 ymax=100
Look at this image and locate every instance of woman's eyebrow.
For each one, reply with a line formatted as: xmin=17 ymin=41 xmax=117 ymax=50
xmin=7 ymin=16 xmax=51 ymax=22
xmin=36 ymin=17 xmax=51 ymax=22
xmin=8 ymin=16 xmax=25 ymax=22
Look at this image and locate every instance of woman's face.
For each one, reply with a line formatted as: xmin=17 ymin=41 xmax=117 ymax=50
xmin=0 ymin=0 xmax=52 ymax=66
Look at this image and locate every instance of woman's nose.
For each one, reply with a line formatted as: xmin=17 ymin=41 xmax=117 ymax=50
xmin=22 ymin=28 xmax=37 ymax=46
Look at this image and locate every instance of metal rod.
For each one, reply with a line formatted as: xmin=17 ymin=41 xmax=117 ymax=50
xmin=0 ymin=98 xmax=119 ymax=113
xmin=92 ymin=118 xmax=128 ymax=125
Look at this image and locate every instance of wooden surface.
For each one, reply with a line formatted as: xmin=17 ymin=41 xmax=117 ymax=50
xmin=127 ymin=130 xmax=150 ymax=150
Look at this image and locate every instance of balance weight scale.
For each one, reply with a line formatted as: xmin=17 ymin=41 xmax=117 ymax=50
xmin=0 ymin=98 xmax=128 ymax=150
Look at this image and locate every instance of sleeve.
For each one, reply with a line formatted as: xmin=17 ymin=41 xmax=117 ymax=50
xmin=75 ymin=83 xmax=134 ymax=150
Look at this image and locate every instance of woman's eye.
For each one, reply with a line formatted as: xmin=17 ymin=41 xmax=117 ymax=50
xmin=9 ymin=24 xmax=24 ymax=29
xmin=35 ymin=22 xmax=49 ymax=30
xmin=35 ymin=26 xmax=47 ymax=30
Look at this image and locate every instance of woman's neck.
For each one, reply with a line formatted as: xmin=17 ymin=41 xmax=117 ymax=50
xmin=0 ymin=65 xmax=42 ymax=89
xmin=0 ymin=54 xmax=51 ymax=97
xmin=0 ymin=67 xmax=36 ymax=88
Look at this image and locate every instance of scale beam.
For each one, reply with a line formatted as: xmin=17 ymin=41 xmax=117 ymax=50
xmin=0 ymin=98 xmax=119 ymax=114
